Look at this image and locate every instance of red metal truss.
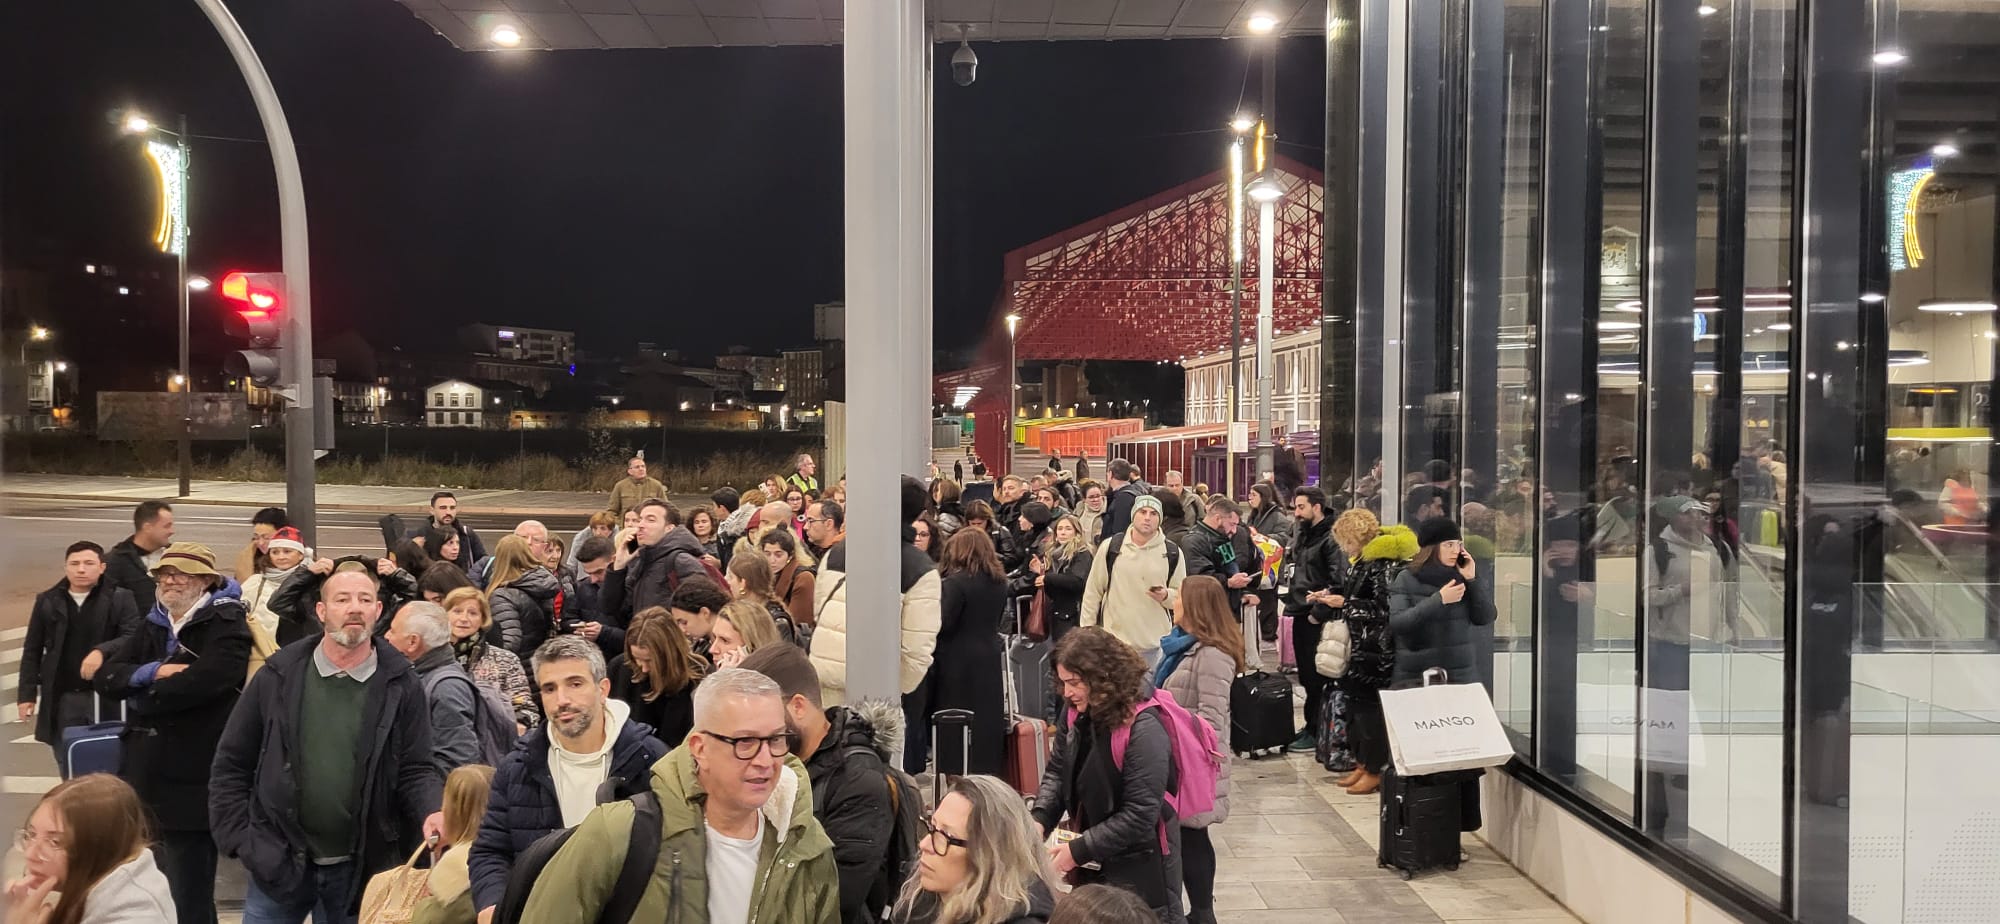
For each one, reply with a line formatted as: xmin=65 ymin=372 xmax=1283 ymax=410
xmin=1002 ymin=154 xmax=1324 ymax=362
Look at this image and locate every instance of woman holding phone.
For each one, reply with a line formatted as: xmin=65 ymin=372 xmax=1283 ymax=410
xmin=1387 ymin=516 xmax=1496 ymax=832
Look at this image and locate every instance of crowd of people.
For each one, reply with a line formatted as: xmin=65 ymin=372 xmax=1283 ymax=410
xmin=10 ymin=447 xmax=1510 ymax=924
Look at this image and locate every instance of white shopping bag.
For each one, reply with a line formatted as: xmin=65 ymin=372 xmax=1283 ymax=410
xmin=1636 ymin=686 xmax=1696 ymax=769
xmin=1380 ymin=668 xmax=1516 ymax=776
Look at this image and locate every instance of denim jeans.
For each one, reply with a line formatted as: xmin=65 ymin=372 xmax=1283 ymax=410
xmin=241 ymin=861 xmax=358 ymax=924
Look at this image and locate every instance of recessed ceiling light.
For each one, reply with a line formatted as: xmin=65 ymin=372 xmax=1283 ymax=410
xmin=1918 ymin=299 xmax=1997 ymax=313
xmin=491 ymin=24 xmax=522 ymax=46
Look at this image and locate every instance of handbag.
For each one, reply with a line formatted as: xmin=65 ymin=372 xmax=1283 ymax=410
xmin=1379 ymin=668 xmax=1516 ymax=776
xmin=359 ymin=842 xmax=434 ymax=924
xmin=1314 ymin=618 xmax=1351 ymax=678
xmin=1024 ymin=588 xmax=1049 ymax=641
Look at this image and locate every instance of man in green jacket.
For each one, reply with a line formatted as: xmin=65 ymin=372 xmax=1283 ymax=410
xmin=607 ymin=456 xmax=669 ymax=517
xmin=522 ymin=668 xmax=839 ymax=924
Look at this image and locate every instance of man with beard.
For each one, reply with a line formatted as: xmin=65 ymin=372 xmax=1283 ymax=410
xmin=210 ymin=564 xmax=445 ymax=924
xmin=469 ymin=635 xmax=668 ymax=924
xmin=91 ymin=542 xmax=250 ymax=924
xmin=410 ymin=491 xmax=488 ymax=573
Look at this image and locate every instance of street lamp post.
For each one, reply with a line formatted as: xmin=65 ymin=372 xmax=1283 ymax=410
xmin=1247 ymin=11 xmax=1280 ymax=481
xmin=1006 ymin=312 xmax=1021 ymax=475
xmin=1228 ymin=119 xmax=1251 ymax=501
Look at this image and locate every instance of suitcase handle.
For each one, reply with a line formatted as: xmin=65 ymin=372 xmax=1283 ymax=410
xmin=1421 ymin=668 xmax=1450 ymax=687
xmin=931 ymin=709 xmax=974 ymax=804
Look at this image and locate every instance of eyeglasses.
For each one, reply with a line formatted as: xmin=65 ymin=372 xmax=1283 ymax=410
xmin=921 ymin=815 xmax=968 ymax=855
xmin=701 ymin=730 xmax=791 ymax=760
xmin=15 ymin=829 xmax=64 ymax=855
xmin=804 ymin=517 xmax=831 ymax=525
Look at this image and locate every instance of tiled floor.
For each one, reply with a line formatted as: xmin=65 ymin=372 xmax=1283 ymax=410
xmin=1212 ymin=750 xmax=1581 ymax=924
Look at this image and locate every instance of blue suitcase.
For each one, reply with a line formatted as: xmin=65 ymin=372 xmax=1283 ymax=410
xmin=60 ymin=700 xmax=125 ymax=780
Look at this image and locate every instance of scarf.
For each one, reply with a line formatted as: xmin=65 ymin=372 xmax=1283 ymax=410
xmin=1153 ymin=626 xmax=1197 ymax=688
xmin=1414 ymin=555 xmax=1463 ymax=590
xmin=452 ymin=634 xmax=485 ymax=674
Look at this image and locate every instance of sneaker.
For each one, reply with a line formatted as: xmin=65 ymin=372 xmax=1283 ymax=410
xmin=1286 ymin=731 xmax=1318 ymax=753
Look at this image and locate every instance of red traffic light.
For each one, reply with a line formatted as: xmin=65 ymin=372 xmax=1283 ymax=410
xmin=219 ymin=271 xmax=284 ymax=345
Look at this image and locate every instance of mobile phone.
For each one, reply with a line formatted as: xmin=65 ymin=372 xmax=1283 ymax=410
xmin=1148 ymin=585 xmax=1165 ymax=593
xmin=1458 ymin=552 xmax=1472 ymax=567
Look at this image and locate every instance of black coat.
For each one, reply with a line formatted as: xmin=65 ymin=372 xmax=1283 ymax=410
xmin=1180 ymin=523 xmax=1264 ymax=614
xmin=1387 ymin=569 xmax=1497 ymax=686
xmin=804 ymin=703 xmax=900 ymax=924
xmin=488 ymin=568 xmax=562 ymax=655
xmin=1012 ymin=546 xmax=1092 ymax=628
xmin=1284 ymin=516 xmax=1347 ymax=619
xmin=267 ymin=557 xmax=420 ymax=646
xmin=103 ymin=536 xmax=158 ymax=615
xmin=607 ymin=656 xmax=698 ymax=749
xmin=466 ymin=713 xmax=668 ymax=911
xmin=1030 ymin=707 xmax=1182 ymax=914
xmin=209 ymin=638 xmax=443 ymax=913
xmin=19 ymin=580 xmax=141 ymax=745
xmin=1096 ymin=483 xmax=1144 ymax=543
xmin=1338 ymin=557 xmax=1403 ymax=697
xmin=605 ymin=528 xmax=711 ymax=619
xmin=932 ymin=573 xmax=1008 ymax=776
xmin=94 ymin=585 xmax=254 ymax=832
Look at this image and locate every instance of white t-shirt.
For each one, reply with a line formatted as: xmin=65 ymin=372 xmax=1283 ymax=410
xmin=69 ymin=590 xmax=89 ymax=608
xmin=703 ymin=820 xmax=765 ymax=924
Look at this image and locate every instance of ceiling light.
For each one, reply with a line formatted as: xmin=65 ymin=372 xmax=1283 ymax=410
xmin=1769 ymin=322 xmax=1792 ymax=331
xmin=1931 ymin=143 xmax=1959 ymax=158
xmin=1860 ymin=292 xmax=1886 ymax=304
xmin=1246 ymin=176 xmax=1284 ymax=202
xmin=1600 ymin=320 xmax=1641 ymax=330
xmin=1247 ymin=11 xmax=1279 ymax=34
xmin=490 ymin=24 xmax=522 ymax=46
xmin=1698 ymin=4 xmax=1717 ymax=14
xmin=1872 ymin=50 xmax=1907 ymax=66
xmin=1918 ymin=299 xmax=1997 ymax=313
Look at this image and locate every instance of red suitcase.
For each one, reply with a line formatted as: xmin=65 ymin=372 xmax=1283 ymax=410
xmin=1002 ymin=629 xmax=1052 ymax=797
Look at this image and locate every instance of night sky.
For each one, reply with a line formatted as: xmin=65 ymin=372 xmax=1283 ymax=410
xmin=2 ymin=1 xmax=1325 ymax=361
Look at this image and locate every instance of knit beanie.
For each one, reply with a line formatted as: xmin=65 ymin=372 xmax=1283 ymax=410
xmin=1415 ymin=517 xmax=1462 ymax=549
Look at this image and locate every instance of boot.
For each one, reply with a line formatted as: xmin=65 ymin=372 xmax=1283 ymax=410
xmin=1334 ymin=767 xmax=1364 ymax=788
xmin=1346 ymin=771 xmax=1382 ymax=795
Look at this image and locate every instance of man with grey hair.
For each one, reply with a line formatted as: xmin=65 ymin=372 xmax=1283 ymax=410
xmin=523 ymin=668 xmax=838 ymax=923
xmin=473 ymin=519 xmax=554 ymax=588
xmin=469 ymin=635 xmax=668 ymax=923
xmin=387 ymin=600 xmax=482 ymax=775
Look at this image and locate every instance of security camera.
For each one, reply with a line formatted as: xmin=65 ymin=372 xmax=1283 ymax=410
xmin=951 ymin=29 xmax=978 ymax=86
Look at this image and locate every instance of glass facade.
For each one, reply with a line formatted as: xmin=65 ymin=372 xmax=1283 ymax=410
xmin=1320 ymin=0 xmax=2000 ymax=919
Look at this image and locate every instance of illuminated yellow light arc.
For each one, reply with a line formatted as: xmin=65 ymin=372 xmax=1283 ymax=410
xmin=142 ymin=139 xmax=187 ymax=256
xmin=1902 ymin=169 xmax=1932 ymax=268
xmin=145 ymin=145 xmax=171 ymax=250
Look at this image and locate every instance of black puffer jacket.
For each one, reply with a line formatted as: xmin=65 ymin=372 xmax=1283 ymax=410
xmin=488 ymin=567 xmax=561 ymax=655
xmin=95 ymin=583 xmax=253 ymax=832
xmin=606 ymin=527 xmax=712 ymax=618
xmin=1337 ymin=526 xmax=1416 ymax=697
xmin=1180 ymin=522 xmax=1263 ymax=613
xmin=1018 ymin=546 xmax=1093 ymax=628
xmin=267 ymin=557 xmax=420 ymax=646
xmin=209 ymin=638 xmax=441 ymax=914
xmin=804 ymin=700 xmax=901 ymax=924
xmin=1284 ymin=515 xmax=1346 ymax=619
xmin=1388 ymin=567 xmax=1497 ymax=686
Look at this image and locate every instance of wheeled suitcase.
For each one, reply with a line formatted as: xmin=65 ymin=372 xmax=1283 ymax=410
xmin=1240 ymin=596 xmax=1264 ymax=670
xmin=1316 ymin=690 xmax=1355 ymax=772
xmin=932 ymin=708 xmax=974 ymax=786
xmin=60 ymin=698 xmax=125 ymax=780
xmin=1007 ymin=635 xmax=1052 ymax=721
xmin=1377 ymin=768 xmax=1464 ymax=879
xmin=1229 ymin=670 xmax=1294 ymax=757
xmin=1277 ymin=613 xmax=1296 ymax=672
xmin=1000 ymin=633 xmax=1052 ymax=797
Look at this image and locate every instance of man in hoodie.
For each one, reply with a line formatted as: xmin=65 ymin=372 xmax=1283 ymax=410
xmin=605 ymin=498 xmax=714 ymax=620
xmin=1079 ymin=494 xmax=1184 ymax=669
xmin=91 ymin=542 xmax=251 ymax=924
xmin=1094 ymin=459 xmax=1145 ymax=543
xmin=104 ymin=499 xmax=175 ymax=614
xmin=210 ymin=564 xmax=444 ymax=924
xmin=741 ymin=644 xmax=896 ymax=924
xmin=469 ymin=635 xmax=668 ymax=924
xmin=522 ymin=668 xmax=839 ymax=923
xmin=385 ymin=601 xmax=483 ymax=776
xmin=19 ymin=541 xmax=140 ymax=777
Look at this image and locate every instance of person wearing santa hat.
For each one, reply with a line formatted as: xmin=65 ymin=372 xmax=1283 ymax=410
xmin=240 ymin=527 xmax=311 ymax=677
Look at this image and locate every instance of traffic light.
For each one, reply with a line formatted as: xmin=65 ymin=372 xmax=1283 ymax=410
xmin=219 ymin=271 xmax=285 ymax=386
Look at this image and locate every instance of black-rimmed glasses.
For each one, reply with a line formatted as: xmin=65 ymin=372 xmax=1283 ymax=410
xmin=921 ymin=815 xmax=969 ymax=854
xmin=700 ymin=730 xmax=791 ymax=760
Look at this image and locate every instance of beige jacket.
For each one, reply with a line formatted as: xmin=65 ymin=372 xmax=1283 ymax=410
xmin=1078 ymin=528 xmax=1184 ymax=653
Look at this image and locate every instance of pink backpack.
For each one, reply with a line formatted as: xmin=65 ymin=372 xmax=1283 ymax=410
xmin=1071 ymin=688 xmax=1224 ymax=854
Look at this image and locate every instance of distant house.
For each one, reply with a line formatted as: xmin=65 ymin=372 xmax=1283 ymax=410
xmin=425 ymin=379 xmax=521 ymax=429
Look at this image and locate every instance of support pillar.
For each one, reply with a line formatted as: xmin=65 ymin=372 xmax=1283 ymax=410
xmin=842 ymin=0 xmax=927 ymax=705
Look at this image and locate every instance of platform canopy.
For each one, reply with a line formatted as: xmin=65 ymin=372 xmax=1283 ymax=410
xmin=393 ymin=0 xmax=1327 ymax=51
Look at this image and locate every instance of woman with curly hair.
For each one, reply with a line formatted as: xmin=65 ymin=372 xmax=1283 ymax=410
xmin=1029 ymin=628 xmax=1184 ymax=923
xmin=1328 ymin=510 xmax=1414 ymax=796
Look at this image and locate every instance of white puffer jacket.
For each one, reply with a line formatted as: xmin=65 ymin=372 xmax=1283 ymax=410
xmin=809 ymin=541 xmax=941 ymax=702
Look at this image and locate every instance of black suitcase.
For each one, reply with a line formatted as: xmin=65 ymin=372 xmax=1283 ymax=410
xmin=1377 ymin=768 xmax=1464 ymax=879
xmin=1229 ymin=670 xmax=1294 ymax=757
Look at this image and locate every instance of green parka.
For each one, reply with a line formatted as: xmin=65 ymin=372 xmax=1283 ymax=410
xmin=521 ymin=745 xmax=839 ymax=924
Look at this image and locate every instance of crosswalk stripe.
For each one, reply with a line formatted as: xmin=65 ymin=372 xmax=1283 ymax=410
xmin=2 ymin=776 xmax=60 ymax=794
xmin=0 ymin=628 xmax=25 ymax=643
xmin=0 ymin=649 xmax=20 ymax=666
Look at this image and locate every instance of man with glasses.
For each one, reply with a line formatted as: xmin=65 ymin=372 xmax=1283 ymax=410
xmin=90 ymin=541 xmax=251 ymax=924
xmin=523 ymin=668 xmax=838 ymax=923
xmin=472 ymin=519 xmax=552 ymax=589
xmin=803 ymin=499 xmax=844 ymax=563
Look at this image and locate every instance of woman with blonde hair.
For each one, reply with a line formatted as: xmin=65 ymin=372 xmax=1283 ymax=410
xmin=409 ymin=763 xmax=496 ymax=924
xmin=725 ymin=549 xmax=798 ymax=645
xmin=5 ymin=774 xmax=175 ymax=924
xmin=483 ymin=535 xmax=561 ymax=656
xmin=1160 ymin=576 xmax=1244 ymax=924
xmin=709 ymin=600 xmax=783 ymax=669
xmin=1328 ymin=508 xmax=1412 ymax=795
xmin=440 ymin=587 xmax=537 ymax=730
xmin=890 ymin=775 xmax=1058 ymax=924
xmin=609 ymin=607 xmax=705 ymax=747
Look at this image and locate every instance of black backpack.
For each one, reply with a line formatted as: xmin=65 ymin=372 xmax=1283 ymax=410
xmin=847 ymin=745 xmax=926 ymax=915
xmin=496 ymin=778 xmax=661 ymax=924
xmin=1102 ymin=531 xmax=1182 ymax=583
xmin=419 ymin=668 xmax=521 ymax=767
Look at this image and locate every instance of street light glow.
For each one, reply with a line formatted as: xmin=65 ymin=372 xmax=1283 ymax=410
xmin=1247 ymin=11 xmax=1279 ymax=33
xmin=187 ymin=275 xmax=211 ymax=292
xmin=118 ymin=287 xmax=131 ymax=296
xmin=491 ymin=24 xmax=523 ymax=46
xmin=1247 ymin=176 xmax=1284 ymax=202
xmin=1230 ymin=115 xmax=1256 ymax=133
xmin=29 ymin=326 xmax=50 ymax=341
xmin=172 ymin=374 xmax=186 ymax=386
xmin=123 ymin=114 xmax=152 ymax=134
xmin=1005 ymin=312 xmax=1021 ymax=336
xmin=55 ymin=362 xmax=67 ymax=372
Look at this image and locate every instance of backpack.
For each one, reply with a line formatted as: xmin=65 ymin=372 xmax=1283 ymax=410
xmin=848 ymin=744 xmax=925 ymax=915
xmin=421 ymin=668 xmax=522 ymax=767
xmin=1077 ymin=688 xmax=1222 ymax=853
xmin=1102 ymin=532 xmax=1182 ymax=583
xmin=496 ymin=780 xmax=660 ymax=924
xmin=666 ymin=548 xmax=729 ymax=593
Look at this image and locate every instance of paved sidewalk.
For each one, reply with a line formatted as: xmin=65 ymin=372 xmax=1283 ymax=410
xmin=0 ymin=472 xmax=706 ymax=517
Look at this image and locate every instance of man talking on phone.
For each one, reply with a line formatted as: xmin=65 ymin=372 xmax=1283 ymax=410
xmin=1284 ymin=486 xmax=1348 ymax=753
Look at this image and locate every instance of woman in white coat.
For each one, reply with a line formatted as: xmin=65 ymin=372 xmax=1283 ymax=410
xmin=5 ymin=774 xmax=177 ymax=924
xmin=1159 ymin=576 xmax=1244 ymax=924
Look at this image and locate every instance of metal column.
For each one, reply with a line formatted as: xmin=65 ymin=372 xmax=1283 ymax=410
xmin=902 ymin=11 xmax=934 ymax=475
xmin=842 ymin=0 xmax=926 ymax=705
